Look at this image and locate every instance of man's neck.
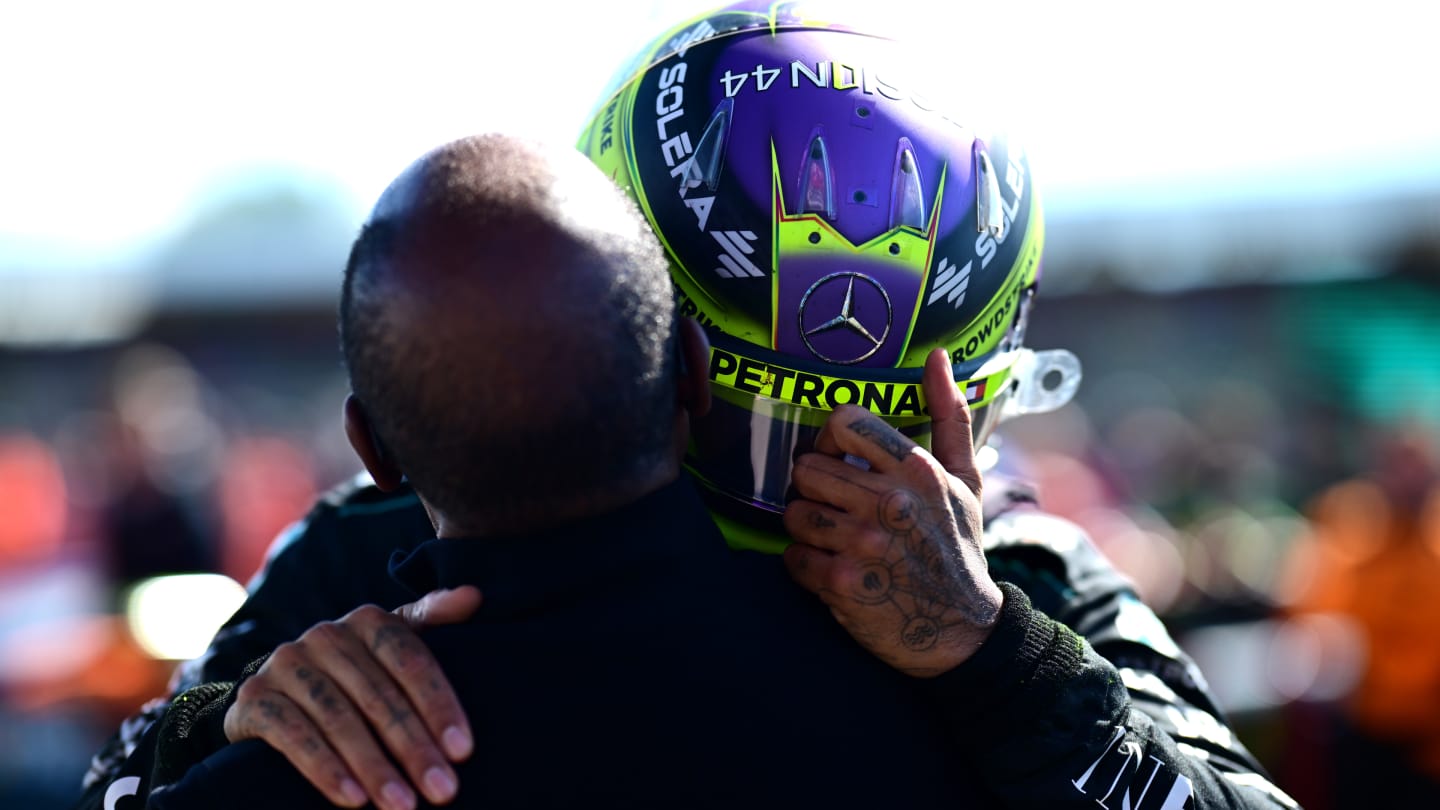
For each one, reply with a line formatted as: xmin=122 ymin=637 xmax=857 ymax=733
xmin=432 ymin=462 xmax=681 ymax=539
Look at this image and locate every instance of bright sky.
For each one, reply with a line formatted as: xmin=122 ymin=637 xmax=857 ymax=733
xmin=2 ymin=0 xmax=1438 ymax=270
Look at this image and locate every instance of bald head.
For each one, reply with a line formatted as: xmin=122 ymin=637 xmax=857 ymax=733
xmin=340 ymin=134 xmax=678 ymax=534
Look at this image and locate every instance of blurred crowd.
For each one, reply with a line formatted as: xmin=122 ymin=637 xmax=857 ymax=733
xmin=0 ymin=331 xmax=347 ymax=805
xmin=1 ymin=270 xmax=1439 ymax=808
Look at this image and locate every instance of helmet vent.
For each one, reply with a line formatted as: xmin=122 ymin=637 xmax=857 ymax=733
xmin=889 ymin=138 xmax=926 ymax=230
xmin=852 ymin=101 xmax=875 ymax=129
xmin=974 ymin=145 xmax=1007 ymax=238
xmin=679 ymin=98 xmax=733 ymax=193
xmin=798 ymin=131 xmax=836 ymax=219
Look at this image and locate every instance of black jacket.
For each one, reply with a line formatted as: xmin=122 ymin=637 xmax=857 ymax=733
xmin=81 ymin=474 xmax=1298 ymax=809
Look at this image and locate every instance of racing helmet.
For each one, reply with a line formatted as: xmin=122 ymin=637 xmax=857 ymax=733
xmin=578 ymin=1 xmax=1080 ymax=552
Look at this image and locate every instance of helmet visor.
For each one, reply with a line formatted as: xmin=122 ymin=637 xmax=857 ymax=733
xmin=689 ymin=335 xmax=1020 ymax=522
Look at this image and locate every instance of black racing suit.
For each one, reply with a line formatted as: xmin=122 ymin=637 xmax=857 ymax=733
xmin=78 ymin=473 xmax=1299 ymax=809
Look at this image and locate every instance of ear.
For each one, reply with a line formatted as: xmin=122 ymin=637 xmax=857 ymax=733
xmin=344 ymin=394 xmax=406 ymax=492
xmin=675 ymin=317 xmax=711 ymax=419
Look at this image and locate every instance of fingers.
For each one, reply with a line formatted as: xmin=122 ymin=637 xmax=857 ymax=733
xmin=282 ymin=618 xmax=448 ymax=810
xmin=394 ymin=585 xmax=482 ymax=628
xmin=785 ymin=542 xmax=898 ymax=616
xmin=392 ymin=588 xmax=477 ymax=761
xmin=782 ymin=542 xmax=840 ymax=596
xmin=230 ymin=651 xmax=415 ymax=810
xmin=812 ymin=405 xmax=920 ymax=474
xmin=922 ymin=347 xmax=982 ymax=496
xmin=327 ymin=606 xmax=469 ymax=802
xmin=789 ymin=451 xmax=886 ymax=516
xmin=226 ymin=601 xmax=474 ymax=810
xmin=226 ymin=684 xmax=369 ymax=808
xmin=783 ymin=498 xmax=867 ymax=554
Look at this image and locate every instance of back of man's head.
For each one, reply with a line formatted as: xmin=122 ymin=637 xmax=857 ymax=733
xmin=339 ymin=134 xmax=678 ymax=534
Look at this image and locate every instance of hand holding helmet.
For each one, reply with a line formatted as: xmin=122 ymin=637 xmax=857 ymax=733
xmin=782 ymin=348 xmax=1001 ymax=676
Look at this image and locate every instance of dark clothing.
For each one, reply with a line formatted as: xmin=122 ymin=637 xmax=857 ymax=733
xmin=174 ymin=477 xmax=433 ymax=687
xmin=82 ymin=474 xmax=1298 ymax=809
xmin=151 ymin=476 xmax=975 ymax=807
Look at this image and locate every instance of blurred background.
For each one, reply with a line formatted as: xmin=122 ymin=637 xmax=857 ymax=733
xmin=2 ymin=1 xmax=1437 ymax=807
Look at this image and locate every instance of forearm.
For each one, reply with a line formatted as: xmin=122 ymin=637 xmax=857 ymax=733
xmin=71 ymin=692 xmax=233 ymax=810
xmin=74 ymin=620 xmax=291 ymax=808
xmin=930 ymin=583 xmax=1298 ymax=808
xmin=147 ymin=679 xmax=243 ymax=789
xmin=70 ymin=660 xmax=264 ymax=810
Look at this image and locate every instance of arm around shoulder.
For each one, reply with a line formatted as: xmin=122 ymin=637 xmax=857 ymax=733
xmin=926 ymin=583 xmax=1301 ymax=808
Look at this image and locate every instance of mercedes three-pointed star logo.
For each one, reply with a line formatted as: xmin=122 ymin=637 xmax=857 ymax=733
xmin=797 ymin=272 xmax=893 ymax=365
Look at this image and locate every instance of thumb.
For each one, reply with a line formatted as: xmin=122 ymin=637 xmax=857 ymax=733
xmin=394 ymin=585 xmax=483 ymax=628
xmin=923 ymin=347 xmax=982 ymax=496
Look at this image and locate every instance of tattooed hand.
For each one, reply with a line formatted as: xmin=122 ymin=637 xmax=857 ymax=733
xmin=782 ymin=348 xmax=1003 ymax=677
xmin=223 ymin=586 xmax=481 ymax=810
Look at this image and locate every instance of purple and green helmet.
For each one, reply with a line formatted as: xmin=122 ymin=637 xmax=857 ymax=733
xmin=578 ymin=1 xmax=1080 ymax=552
